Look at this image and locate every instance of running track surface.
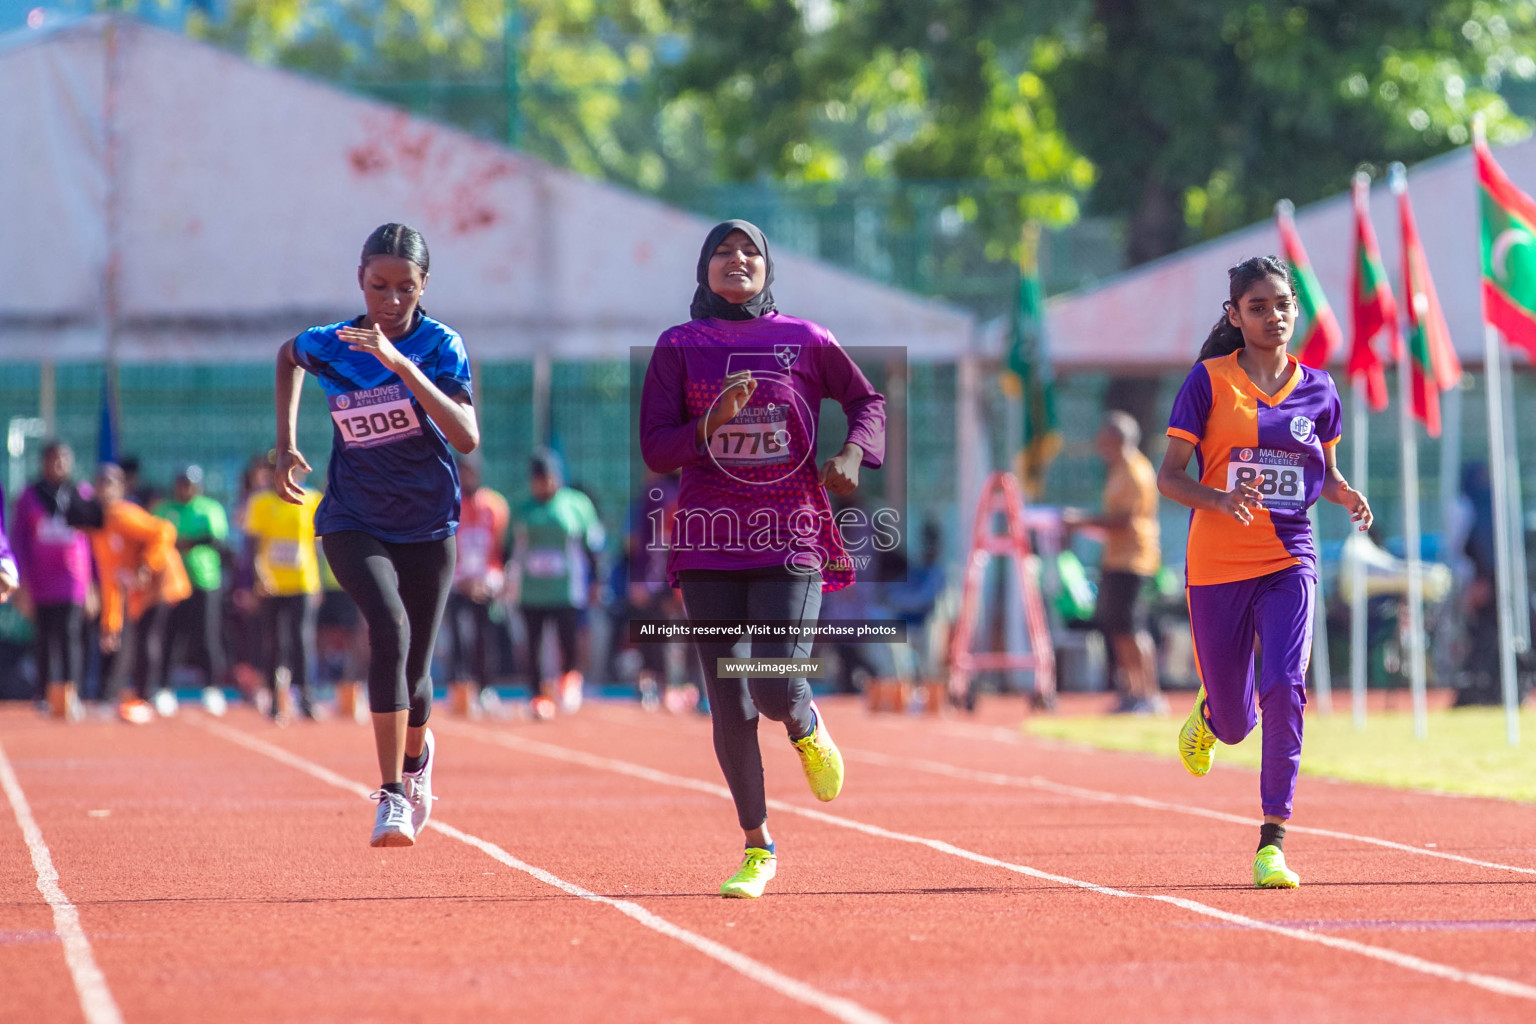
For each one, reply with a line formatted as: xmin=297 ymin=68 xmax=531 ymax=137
xmin=4 ymin=696 xmax=1536 ymax=1024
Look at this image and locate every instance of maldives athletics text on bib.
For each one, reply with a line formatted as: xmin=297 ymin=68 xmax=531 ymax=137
xmin=329 ymin=384 xmax=423 ymax=450
xmin=1225 ymin=446 xmax=1307 ymax=510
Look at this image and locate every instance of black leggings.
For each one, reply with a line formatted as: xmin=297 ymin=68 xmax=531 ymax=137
xmin=677 ymin=568 xmax=821 ymax=832
xmin=445 ymin=591 xmax=496 ymax=686
xmin=33 ymin=603 xmax=85 ymax=695
xmin=259 ymin=594 xmax=318 ymax=696
xmin=165 ymin=587 xmax=226 ymax=687
xmin=322 ymin=532 xmax=454 ymax=726
xmin=522 ymin=606 xmax=580 ymax=678
xmin=124 ymin=602 xmax=174 ymax=702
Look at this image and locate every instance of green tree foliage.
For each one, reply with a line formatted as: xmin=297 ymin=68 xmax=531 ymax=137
xmin=1047 ymin=0 xmax=1536 ymax=263
xmin=195 ymin=0 xmax=677 ymax=189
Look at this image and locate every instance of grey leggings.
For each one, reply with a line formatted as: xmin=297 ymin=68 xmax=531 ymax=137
xmin=678 ymin=567 xmax=822 ymax=831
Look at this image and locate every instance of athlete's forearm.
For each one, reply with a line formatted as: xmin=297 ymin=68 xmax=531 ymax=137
xmin=275 ymin=340 xmax=305 ymax=453
xmin=1156 ymin=469 xmax=1228 ymax=513
xmin=1321 ymin=471 xmax=1351 ymax=504
xmin=392 ymin=358 xmax=480 ymax=454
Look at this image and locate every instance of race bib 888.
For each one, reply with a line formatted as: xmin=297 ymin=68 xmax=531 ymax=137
xmin=329 ymin=385 xmax=423 ymax=449
xmin=1226 ymin=447 xmax=1307 ymax=509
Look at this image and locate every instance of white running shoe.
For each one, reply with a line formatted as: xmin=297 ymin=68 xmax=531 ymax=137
xmin=152 ymin=690 xmax=179 ymax=717
xmin=369 ymin=789 xmax=416 ymax=847
xmin=201 ymin=686 xmax=228 ymax=717
xmin=402 ymin=729 xmax=437 ymax=834
xmin=559 ymin=671 xmax=584 ymax=715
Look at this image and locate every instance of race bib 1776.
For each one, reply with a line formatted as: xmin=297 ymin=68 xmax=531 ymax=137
xmin=1226 ymin=448 xmax=1307 ymax=509
xmin=329 ymin=385 xmax=423 ymax=449
xmin=707 ymin=404 xmax=793 ymax=467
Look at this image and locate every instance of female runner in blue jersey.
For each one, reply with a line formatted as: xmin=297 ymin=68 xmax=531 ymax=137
xmin=275 ymin=223 xmax=479 ymax=847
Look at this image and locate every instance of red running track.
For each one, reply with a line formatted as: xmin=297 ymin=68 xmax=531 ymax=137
xmin=3 ymin=695 xmax=1536 ymax=1023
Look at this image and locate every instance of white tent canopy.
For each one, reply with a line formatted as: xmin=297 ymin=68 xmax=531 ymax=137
xmin=0 ymin=16 xmax=975 ymax=363
xmin=1048 ymin=135 xmax=1536 ymax=369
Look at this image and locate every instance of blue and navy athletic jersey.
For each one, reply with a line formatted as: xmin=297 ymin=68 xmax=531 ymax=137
xmin=293 ymin=314 xmax=473 ymax=544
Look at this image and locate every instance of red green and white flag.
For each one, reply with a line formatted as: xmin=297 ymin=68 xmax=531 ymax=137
xmin=1475 ymin=125 xmax=1536 ymax=359
xmin=1394 ymin=174 xmax=1461 ymax=437
xmin=1275 ymin=200 xmax=1343 ymax=368
xmin=1348 ymin=175 xmax=1394 ymax=412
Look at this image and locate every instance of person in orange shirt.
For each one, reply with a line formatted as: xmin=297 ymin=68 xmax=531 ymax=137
xmin=1063 ymin=411 xmax=1165 ymax=714
xmin=88 ymin=464 xmax=193 ymax=723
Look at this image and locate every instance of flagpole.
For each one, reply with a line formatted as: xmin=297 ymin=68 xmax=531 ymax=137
xmin=1436 ymin=382 xmax=1464 ymax=692
xmin=1498 ymin=343 xmax=1530 ymax=651
xmin=1350 ymin=378 xmax=1370 ymax=731
xmin=1309 ymin=505 xmax=1333 ymax=714
xmin=1394 ymin=320 xmax=1430 ymax=738
xmin=1483 ymin=325 xmax=1523 ymax=745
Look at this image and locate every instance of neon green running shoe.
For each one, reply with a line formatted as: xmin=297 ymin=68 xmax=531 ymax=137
xmin=1253 ymin=845 xmax=1300 ymax=888
xmin=720 ymin=847 xmax=777 ymax=899
xmin=791 ymin=701 xmax=844 ymax=801
xmin=1177 ymin=686 xmax=1217 ymax=777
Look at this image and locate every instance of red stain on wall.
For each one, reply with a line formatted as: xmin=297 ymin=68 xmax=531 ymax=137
xmin=346 ymin=112 xmax=523 ymax=237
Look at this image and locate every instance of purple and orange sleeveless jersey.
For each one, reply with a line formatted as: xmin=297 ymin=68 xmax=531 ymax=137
xmin=1166 ymin=351 xmax=1342 ymax=586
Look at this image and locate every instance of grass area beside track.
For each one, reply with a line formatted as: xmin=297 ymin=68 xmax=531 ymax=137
xmin=1026 ymin=702 xmax=1536 ymax=803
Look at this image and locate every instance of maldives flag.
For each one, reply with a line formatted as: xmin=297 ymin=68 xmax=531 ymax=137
xmin=1348 ymin=175 xmax=1394 ymax=411
xmin=1395 ymin=175 xmax=1461 ymax=437
xmin=1475 ymin=127 xmax=1536 ymax=359
xmin=1275 ymin=200 xmax=1343 ymax=367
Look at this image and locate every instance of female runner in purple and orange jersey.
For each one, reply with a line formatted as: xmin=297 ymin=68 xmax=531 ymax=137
xmin=1158 ymin=256 xmax=1372 ymax=889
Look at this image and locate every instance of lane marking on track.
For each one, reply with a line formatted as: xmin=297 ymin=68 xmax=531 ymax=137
xmin=195 ymin=720 xmax=892 ymax=1024
xmin=579 ymin=704 xmax=1536 ymax=876
xmin=0 ymin=738 xmax=124 ymax=1024
xmin=447 ymin=722 xmax=1536 ymax=1004
xmin=839 ymin=747 xmax=1536 ymax=877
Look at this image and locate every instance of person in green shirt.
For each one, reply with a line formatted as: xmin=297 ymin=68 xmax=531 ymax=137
xmin=510 ymin=450 xmax=604 ymax=716
xmin=154 ymin=465 xmax=230 ymax=712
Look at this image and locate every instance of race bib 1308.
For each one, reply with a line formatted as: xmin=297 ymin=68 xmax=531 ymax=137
xmin=329 ymin=385 xmax=423 ymax=449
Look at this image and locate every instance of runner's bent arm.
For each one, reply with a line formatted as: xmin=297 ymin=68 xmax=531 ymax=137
xmin=335 ymin=324 xmax=479 ymax=454
xmin=1319 ymin=445 xmax=1373 ymax=531
xmin=817 ymin=336 xmax=886 ymax=496
xmin=274 ymin=339 xmax=313 ymax=505
xmin=1156 ymin=437 xmax=1264 ymax=526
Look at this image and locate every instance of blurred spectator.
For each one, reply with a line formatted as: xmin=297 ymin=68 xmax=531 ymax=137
xmin=118 ymin=455 xmax=160 ymax=508
xmin=885 ymin=518 xmax=947 ymax=674
xmin=510 ymin=449 xmax=604 ymax=716
xmin=88 ymin=463 xmax=192 ymax=723
xmin=1062 ymin=411 xmax=1166 ymax=713
xmin=611 ymin=470 xmax=692 ymax=711
xmin=227 ymin=453 xmax=273 ymax=699
xmin=11 ymin=441 xmax=95 ymax=706
xmin=444 ymin=456 xmax=510 ymax=712
xmin=154 ymin=465 xmax=230 ymax=713
xmin=819 ymin=492 xmax=898 ymax=694
xmin=243 ymin=468 xmax=323 ymax=721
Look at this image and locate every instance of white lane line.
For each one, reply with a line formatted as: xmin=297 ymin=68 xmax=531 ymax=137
xmin=448 ymin=723 xmax=1536 ymax=1004
xmin=840 ymin=747 xmax=1536 ymax=877
xmin=0 ymin=738 xmax=124 ymax=1024
xmin=195 ymin=720 xmax=891 ymax=1024
xmin=575 ymin=704 xmax=1536 ymax=877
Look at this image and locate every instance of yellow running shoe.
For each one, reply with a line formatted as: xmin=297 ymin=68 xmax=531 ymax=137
xmin=791 ymin=701 xmax=844 ymax=801
xmin=720 ymin=847 xmax=777 ymax=898
xmin=1177 ymin=686 xmax=1217 ymax=777
xmin=1253 ymin=845 xmax=1300 ymax=888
